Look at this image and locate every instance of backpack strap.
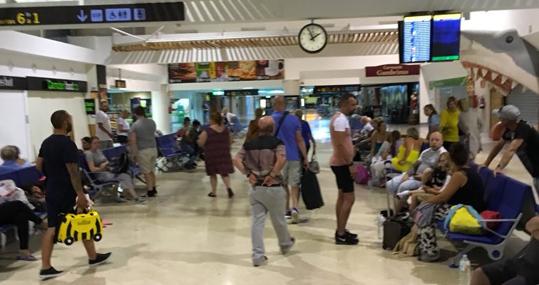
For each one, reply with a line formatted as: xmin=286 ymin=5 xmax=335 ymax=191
xmin=274 ymin=111 xmax=289 ymax=137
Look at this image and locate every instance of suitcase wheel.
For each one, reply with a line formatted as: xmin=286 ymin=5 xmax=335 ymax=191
xmin=93 ymin=234 xmax=102 ymax=242
xmin=64 ymin=237 xmax=74 ymax=245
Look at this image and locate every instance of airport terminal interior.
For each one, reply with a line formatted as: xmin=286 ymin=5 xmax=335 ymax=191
xmin=0 ymin=1 xmax=539 ymax=284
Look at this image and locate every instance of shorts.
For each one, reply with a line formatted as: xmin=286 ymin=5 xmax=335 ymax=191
xmin=46 ymin=194 xmax=76 ymax=228
xmin=331 ymin=165 xmax=354 ymax=193
xmin=283 ymin=161 xmax=301 ymax=187
xmin=137 ymin=148 xmax=157 ymax=174
xmin=482 ymin=258 xmax=539 ymax=285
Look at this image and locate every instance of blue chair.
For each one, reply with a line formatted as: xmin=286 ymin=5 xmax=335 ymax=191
xmin=79 ymin=153 xmax=119 ymax=199
xmin=441 ymin=168 xmax=529 ymax=265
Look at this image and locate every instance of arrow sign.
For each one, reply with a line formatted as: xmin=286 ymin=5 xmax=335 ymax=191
xmin=77 ymin=10 xmax=88 ymax=22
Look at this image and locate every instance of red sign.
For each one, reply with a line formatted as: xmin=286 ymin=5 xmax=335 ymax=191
xmin=365 ymin=64 xmax=420 ymax=77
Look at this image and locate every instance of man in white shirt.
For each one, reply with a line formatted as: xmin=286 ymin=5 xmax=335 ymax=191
xmin=95 ymin=101 xmax=113 ymax=149
xmin=330 ymin=94 xmax=360 ymax=245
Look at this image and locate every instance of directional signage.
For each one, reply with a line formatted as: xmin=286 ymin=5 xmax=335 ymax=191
xmin=0 ymin=2 xmax=184 ymax=26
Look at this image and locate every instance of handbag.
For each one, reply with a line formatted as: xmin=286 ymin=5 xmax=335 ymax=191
xmin=308 ymin=155 xmax=320 ymax=174
xmin=301 ymin=169 xmax=324 ymax=210
xmin=354 ymin=164 xmax=369 ymax=185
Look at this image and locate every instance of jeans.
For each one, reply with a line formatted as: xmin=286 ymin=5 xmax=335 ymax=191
xmin=250 ymin=186 xmax=293 ymax=262
xmin=386 ymin=173 xmax=423 ymax=195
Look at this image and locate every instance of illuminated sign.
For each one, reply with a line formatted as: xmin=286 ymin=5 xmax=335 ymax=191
xmin=0 ymin=75 xmax=26 ymax=90
xmin=27 ymin=77 xmax=88 ymax=92
xmin=365 ymin=64 xmax=420 ymax=77
xmin=0 ymin=2 xmax=184 ymax=26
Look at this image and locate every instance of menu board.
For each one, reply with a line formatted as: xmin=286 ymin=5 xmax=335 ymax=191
xmin=401 ymin=15 xmax=432 ymax=63
xmin=431 ymin=14 xmax=461 ymax=62
xmin=168 ymin=60 xmax=284 ymax=83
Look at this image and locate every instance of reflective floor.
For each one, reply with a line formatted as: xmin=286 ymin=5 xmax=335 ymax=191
xmin=0 ymin=124 xmax=535 ymax=285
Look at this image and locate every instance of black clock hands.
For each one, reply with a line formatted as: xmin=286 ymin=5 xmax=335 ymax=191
xmin=312 ymin=33 xmax=322 ymax=40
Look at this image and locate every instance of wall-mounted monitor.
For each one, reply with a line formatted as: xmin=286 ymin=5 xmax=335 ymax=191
xmin=399 ymin=15 xmax=432 ymax=63
xmin=431 ymin=13 xmax=462 ymax=62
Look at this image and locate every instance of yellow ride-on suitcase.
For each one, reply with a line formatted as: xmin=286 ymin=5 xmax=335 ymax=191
xmin=57 ymin=210 xmax=103 ymax=245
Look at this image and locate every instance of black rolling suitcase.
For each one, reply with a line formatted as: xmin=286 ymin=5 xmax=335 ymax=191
xmin=300 ymin=169 xmax=324 ymax=210
xmin=382 ymin=214 xmax=412 ymax=250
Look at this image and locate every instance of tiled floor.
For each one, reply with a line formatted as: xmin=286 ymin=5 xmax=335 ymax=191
xmin=0 ymin=123 xmax=535 ymax=285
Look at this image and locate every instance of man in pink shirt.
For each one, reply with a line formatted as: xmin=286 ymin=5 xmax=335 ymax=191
xmin=330 ymin=94 xmax=359 ymax=245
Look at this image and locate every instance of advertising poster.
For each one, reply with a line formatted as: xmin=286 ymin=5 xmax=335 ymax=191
xmin=169 ymin=60 xmax=284 ymax=83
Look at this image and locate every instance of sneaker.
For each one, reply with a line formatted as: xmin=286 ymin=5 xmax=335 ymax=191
xmin=280 ymin=237 xmax=295 ymax=255
xmin=89 ymin=252 xmax=112 ymax=267
xmin=285 ymin=210 xmax=292 ymax=219
xmin=335 ymin=233 xmax=359 ymax=245
xmin=291 ymin=208 xmax=299 ymax=224
xmin=39 ymin=267 xmax=63 ymax=280
xmin=253 ymin=256 xmax=268 ymax=267
xmin=147 ymin=190 xmax=156 ymax=197
xmin=418 ymin=251 xmax=440 ymax=263
xmin=335 ymin=230 xmax=358 ymax=240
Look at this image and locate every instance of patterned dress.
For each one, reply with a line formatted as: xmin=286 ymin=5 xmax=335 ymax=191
xmin=203 ymin=126 xmax=234 ymax=176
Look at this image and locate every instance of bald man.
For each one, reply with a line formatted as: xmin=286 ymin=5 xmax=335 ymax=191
xmin=234 ymin=116 xmax=295 ymax=267
xmin=272 ymin=96 xmax=308 ymax=224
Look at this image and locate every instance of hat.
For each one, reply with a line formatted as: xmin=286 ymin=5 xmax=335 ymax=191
xmin=493 ymin=105 xmax=520 ymax=121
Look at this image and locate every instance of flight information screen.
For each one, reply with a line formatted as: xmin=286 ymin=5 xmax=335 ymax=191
xmin=401 ymin=15 xmax=432 ymax=63
xmin=431 ymin=13 xmax=462 ymax=62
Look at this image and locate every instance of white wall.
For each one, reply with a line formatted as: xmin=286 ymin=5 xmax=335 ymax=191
xmin=26 ymin=92 xmax=89 ymax=160
xmin=0 ymin=91 xmax=31 ymax=162
xmin=465 ymin=9 xmax=539 ymax=36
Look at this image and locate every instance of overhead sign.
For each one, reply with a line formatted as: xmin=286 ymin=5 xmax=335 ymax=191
xmin=84 ymin=99 xmax=96 ymax=115
xmin=0 ymin=2 xmax=184 ymax=26
xmin=115 ymin=80 xmax=127 ymax=88
xmin=365 ymin=64 xmax=420 ymax=77
xmin=27 ymin=77 xmax=88 ymax=92
xmin=0 ymin=75 xmax=27 ymax=90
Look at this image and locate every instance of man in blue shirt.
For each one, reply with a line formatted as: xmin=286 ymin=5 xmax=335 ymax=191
xmin=272 ymin=96 xmax=307 ymax=224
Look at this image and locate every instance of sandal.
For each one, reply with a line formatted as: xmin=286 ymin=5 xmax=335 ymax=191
xmin=208 ymin=192 xmax=216 ymax=198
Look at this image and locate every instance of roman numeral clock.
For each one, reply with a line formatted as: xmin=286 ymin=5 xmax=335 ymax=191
xmin=298 ymin=22 xmax=328 ymax=54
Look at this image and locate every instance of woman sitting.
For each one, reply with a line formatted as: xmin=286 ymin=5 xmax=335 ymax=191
xmin=402 ymin=152 xmax=451 ymax=211
xmin=390 ymin=127 xmax=422 ymax=173
xmin=0 ymin=182 xmax=46 ymax=261
xmin=84 ymin=137 xmax=144 ymax=203
xmin=416 ymin=143 xmax=486 ymax=262
xmin=370 ymin=130 xmax=401 ymax=187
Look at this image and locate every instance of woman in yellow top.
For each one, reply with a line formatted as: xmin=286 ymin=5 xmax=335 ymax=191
xmin=440 ymin=96 xmax=460 ymax=150
xmin=391 ymin=127 xmax=422 ymax=172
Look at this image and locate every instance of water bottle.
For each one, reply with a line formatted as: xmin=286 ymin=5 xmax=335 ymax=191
xmin=376 ymin=214 xmax=386 ymax=240
xmin=458 ymin=254 xmax=471 ymax=285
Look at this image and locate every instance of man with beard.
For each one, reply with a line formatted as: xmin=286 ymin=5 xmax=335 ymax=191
xmin=37 ymin=110 xmax=111 ymax=280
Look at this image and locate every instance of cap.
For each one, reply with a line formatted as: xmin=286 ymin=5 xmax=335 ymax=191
xmin=493 ymin=105 xmax=520 ymax=121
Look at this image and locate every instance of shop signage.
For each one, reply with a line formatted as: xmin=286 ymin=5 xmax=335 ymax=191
xmin=84 ymin=99 xmax=96 ymax=115
xmin=313 ymin=85 xmax=360 ymax=95
xmin=27 ymin=77 xmax=88 ymax=92
xmin=224 ymin=89 xmax=259 ymax=96
xmin=0 ymin=75 xmax=27 ymax=90
xmin=365 ymin=64 xmax=420 ymax=77
xmin=115 ymin=80 xmax=127 ymax=88
xmin=168 ymin=60 xmax=285 ymax=84
xmin=0 ymin=2 xmax=184 ymax=26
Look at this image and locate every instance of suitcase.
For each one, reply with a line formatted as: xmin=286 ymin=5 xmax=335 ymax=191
xmin=57 ymin=209 xmax=103 ymax=245
xmin=301 ymin=169 xmax=324 ymax=210
xmin=382 ymin=215 xmax=412 ymax=250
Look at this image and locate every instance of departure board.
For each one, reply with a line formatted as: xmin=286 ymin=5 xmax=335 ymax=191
xmin=401 ymin=15 xmax=432 ymax=63
xmin=431 ymin=13 xmax=462 ymax=62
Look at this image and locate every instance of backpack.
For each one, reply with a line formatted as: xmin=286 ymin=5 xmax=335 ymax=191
xmin=354 ymin=164 xmax=369 ymax=185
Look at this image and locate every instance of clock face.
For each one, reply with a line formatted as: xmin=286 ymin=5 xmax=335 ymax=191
xmin=298 ymin=23 xmax=328 ymax=54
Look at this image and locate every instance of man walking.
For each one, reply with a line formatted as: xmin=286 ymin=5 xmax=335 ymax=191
xmin=233 ymin=116 xmax=295 ymax=267
xmin=129 ymin=106 xmax=158 ymax=197
xmin=482 ymin=105 xmax=539 ymax=225
xmin=271 ymin=96 xmax=307 ymax=224
xmin=330 ymin=94 xmax=359 ymax=245
xmin=95 ymin=100 xmax=114 ymax=149
xmin=37 ymin=110 xmax=111 ymax=280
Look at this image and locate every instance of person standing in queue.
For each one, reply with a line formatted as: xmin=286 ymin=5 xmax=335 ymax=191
xmin=233 ymin=116 xmax=295 ymax=267
xmin=129 ymin=106 xmax=158 ymax=197
xmin=271 ymin=96 xmax=308 ymax=224
xmin=330 ymin=94 xmax=360 ymax=245
xmin=481 ymin=105 xmax=539 ymax=226
xmin=37 ymin=110 xmax=111 ymax=280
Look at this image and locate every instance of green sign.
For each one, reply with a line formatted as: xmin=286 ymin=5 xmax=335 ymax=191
xmin=84 ymin=99 xmax=96 ymax=115
xmin=46 ymin=80 xmax=80 ymax=91
xmin=429 ymin=76 xmax=467 ymax=90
